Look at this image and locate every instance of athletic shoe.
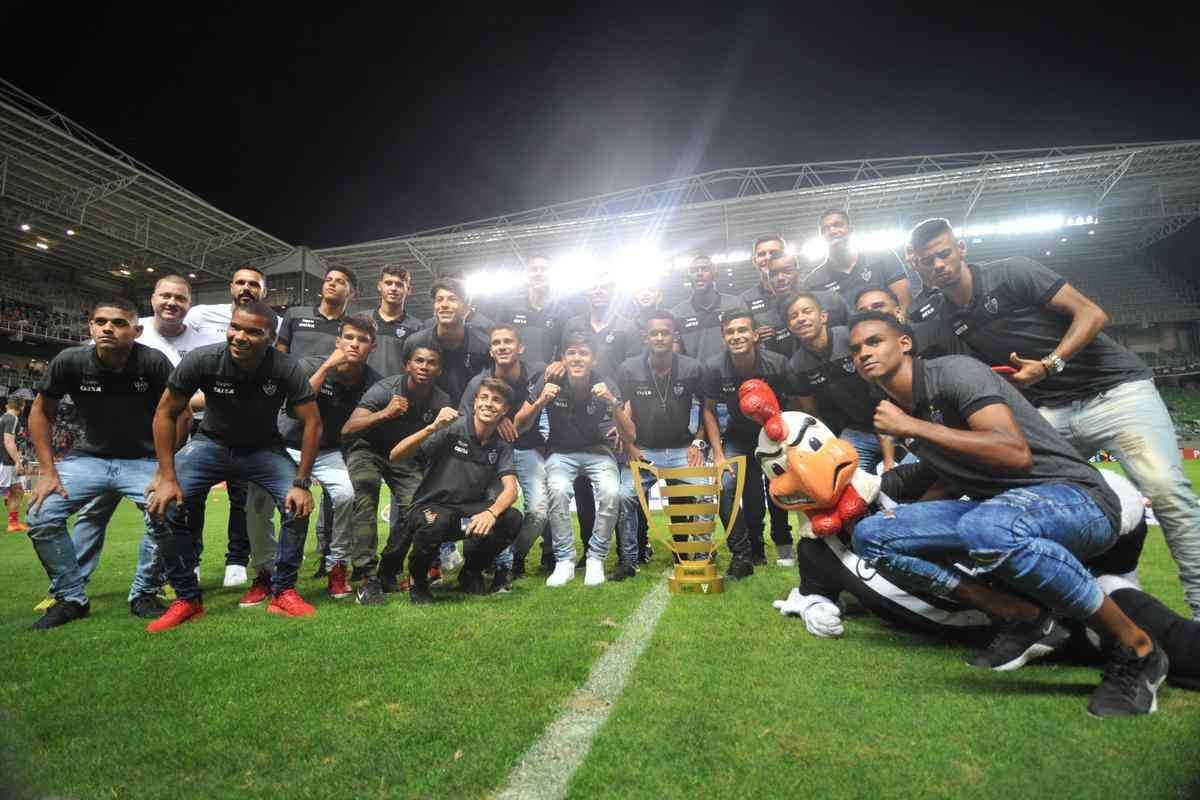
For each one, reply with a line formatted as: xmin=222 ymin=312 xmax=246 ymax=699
xmin=31 ymin=600 xmax=89 ymax=630
xmin=752 ymin=554 xmax=768 ymax=567
xmin=584 ymin=558 xmax=606 ymax=586
xmin=491 ymin=568 xmax=513 ymax=594
xmin=968 ymin=611 xmax=1070 ymax=671
xmin=7 ymin=521 xmax=29 ymax=533
xmin=546 ymin=561 xmax=576 ymax=587
xmin=223 ymin=564 xmax=248 ymax=588
xmin=380 ymin=574 xmax=405 ymax=594
xmin=146 ymin=599 xmax=204 ymax=633
xmin=458 ymin=569 xmax=488 ymax=596
xmin=611 ymin=563 xmax=638 ymax=582
xmin=1088 ymin=642 xmax=1169 ymax=718
xmin=725 ymin=558 xmax=754 ymax=582
xmin=237 ymin=570 xmax=272 ymax=608
xmin=355 ymin=577 xmax=388 ymax=606
xmin=311 ymin=559 xmax=328 ymax=579
xmin=268 ymin=589 xmax=316 ymax=617
xmin=442 ymin=547 xmax=465 ymax=573
xmin=427 ymin=564 xmax=443 ymax=586
xmin=34 ymin=596 xmax=56 ymax=612
xmin=129 ymin=594 xmax=166 ymax=619
xmin=638 ymin=544 xmax=654 ymax=565
xmin=410 ymin=586 xmax=434 ymax=605
xmin=327 ymin=563 xmax=352 ymax=599
xmin=776 ymin=543 xmax=796 ymax=567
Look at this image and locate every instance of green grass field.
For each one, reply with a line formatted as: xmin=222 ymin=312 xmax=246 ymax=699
xmin=2 ymin=463 xmax=1200 ymax=799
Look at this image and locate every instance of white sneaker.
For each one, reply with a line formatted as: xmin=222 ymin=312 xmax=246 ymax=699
xmin=776 ymin=544 xmax=795 ymax=567
xmin=223 ymin=564 xmax=247 ymax=587
xmin=584 ymin=558 xmax=606 ymax=586
xmin=546 ymin=560 xmax=576 ymax=587
xmin=194 ymin=565 xmax=201 ymax=580
xmin=441 ymin=546 xmax=464 ymax=573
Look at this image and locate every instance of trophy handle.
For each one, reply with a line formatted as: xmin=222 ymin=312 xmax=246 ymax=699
xmin=720 ymin=456 xmax=747 ymax=545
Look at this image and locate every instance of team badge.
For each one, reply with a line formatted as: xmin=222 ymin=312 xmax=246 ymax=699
xmin=488 ymin=450 xmax=498 ymax=464
xmin=860 ymin=269 xmax=872 ymax=283
xmin=546 ymin=319 xmax=555 ymax=328
xmin=262 ymin=380 xmax=277 ymax=396
xmin=985 ymin=296 xmax=999 ymax=314
xmin=605 ymin=332 xmax=615 ymax=344
xmin=134 ymin=377 xmax=149 ymax=393
xmin=929 ymin=407 xmax=944 ymax=425
xmin=842 ymin=358 xmax=856 ymax=373
xmin=673 ymin=384 xmax=685 ymax=396
xmin=423 ymin=409 xmax=434 ymax=422
xmin=587 ymin=398 xmax=602 ymax=416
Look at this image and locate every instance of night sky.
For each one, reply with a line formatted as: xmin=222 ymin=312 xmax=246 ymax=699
xmin=4 ymin=4 xmax=1198 ymax=249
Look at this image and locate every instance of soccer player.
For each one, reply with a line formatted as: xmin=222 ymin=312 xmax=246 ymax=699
xmin=145 ymin=302 xmax=321 ymax=631
xmin=342 ymin=344 xmax=450 ymax=603
xmin=2 ymin=397 xmax=26 ymax=533
xmin=853 ymin=285 xmax=964 ymax=359
xmin=848 ymin=311 xmax=1167 ymax=716
xmin=803 ymin=209 xmax=912 ymax=313
xmin=671 ymin=256 xmax=743 ymax=365
xmin=488 ymin=255 xmax=578 ymax=366
xmin=25 ymin=298 xmax=174 ymax=628
xmin=276 ymin=266 xmax=355 ymax=358
xmin=615 ymin=311 xmax=706 ymax=579
xmin=404 ymin=278 xmax=492 ymax=408
xmin=390 ymin=379 xmax=522 ymax=604
xmin=907 ymin=217 xmax=1200 ymax=619
xmin=700 ymin=309 xmax=791 ymax=580
xmin=367 ymin=264 xmax=425 ymax=378
xmin=516 ymin=331 xmax=634 ymax=586
xmin=741 ymin=237 xmax=799 ymax=356
xmin=243 ymin=314 xmax=381 ymax=603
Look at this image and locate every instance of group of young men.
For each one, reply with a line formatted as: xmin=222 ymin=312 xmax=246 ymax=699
xmin=15 ymin=207 xmax=1200 ymax=717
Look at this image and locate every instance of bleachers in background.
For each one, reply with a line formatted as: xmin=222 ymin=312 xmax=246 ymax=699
xmin=1055 ymin=257 xmax=1200 ymax=326
xmin=0 ymin=264 xmax=103 ymax=344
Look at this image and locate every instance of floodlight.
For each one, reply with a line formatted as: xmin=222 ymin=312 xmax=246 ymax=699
xmin=65 ymin=229 xmax=76 ymax=236
xmin=35 ymin=241 xmax=48 ymax=250
xmin=800 ymin=237 xmax=828 ymax=262
xmin=19 ymin=223 xmax=30 ymax=232
xmin=188 ymin=272 xmax=197 ymax=278
xmin=1045 ymin=250 xmax=1052 ymax=256
xmin=147 ymin=267 xmax=155 ymax=273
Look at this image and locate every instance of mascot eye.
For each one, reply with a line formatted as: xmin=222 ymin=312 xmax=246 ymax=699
xmin=771 ymin=463 xmax=786 ymax=477
xmin=808 ymin=436 xmax=823 ymax=451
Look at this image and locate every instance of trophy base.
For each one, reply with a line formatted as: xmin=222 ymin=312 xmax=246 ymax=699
xmin=667 ymin=561 xmax=724 ymax=595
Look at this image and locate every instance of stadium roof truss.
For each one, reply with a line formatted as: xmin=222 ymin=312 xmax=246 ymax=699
xmin=0 ymin=79 xmax=294 ymax=287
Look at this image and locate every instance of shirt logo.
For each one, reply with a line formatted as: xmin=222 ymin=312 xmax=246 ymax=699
xmin=298 ymin=319 xmax=316 ymax=328
xmin=674 ymin=383 xmax=685 ymax=396
xmin=636 ymin=387 xmax=653 ymax=397
xmin=134 ymin=377 xmax=149 ymax=393
xmin=263 ymin=380 xmax=278 ymax=397
xmin=860 ymin=269 xmax=872 ymax=283
xmin=513 ymin=313 xmax=528 ymax=325
xmin=721 ymin=381 xmax=737 ymax=394
xmin=453 ymin=440 xmax=470 ymax=456
xmin=842 ymin=358 xmax=856 ymax=373
xmin=79 ymin=381 xmax=102 ymax=393
xmin=985 ymin=296 xmax=999 ymax=314
xmin=587 ymin=397 xmax=602 ymax=415
xmin=212 ymin=380 xmax=235 ymax=395
xmin=683 ymin=317 xmax=700 ymax=330
xmin=545 ymin=319 xmax=555 ymax=328
xmin=605 ymin=332 xmax=615 ymax=344
xmin=464 ymin=354 xmax=472 ymax=370
xmin=808 ymin=371 xmax=827 ymax=386
xmin=488 ymin=449 xmax=498 ymax=464
xmin=954 ymin=322 xmax=969 ymax=336
xmin=423 ymin=409 xmax=434 ymax=422
xmin=929 ymin=406 xmax=944 ymax=425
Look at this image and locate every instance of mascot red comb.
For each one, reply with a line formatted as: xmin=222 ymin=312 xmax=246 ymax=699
xmin=738 ymin=379 xmax=880 ymax=538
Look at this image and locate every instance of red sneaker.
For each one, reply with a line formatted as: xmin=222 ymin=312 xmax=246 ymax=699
xmin=327 ymin=563 xmax=352 ymax=599
xmin=238 ymin=570 xmax=272 ymax=608
xmin=145 ymin=599 xmax=205 ymax=632
xmin=268 ymin=588 xmax=315 ymax=617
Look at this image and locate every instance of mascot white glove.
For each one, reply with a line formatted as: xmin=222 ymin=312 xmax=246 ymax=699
xmin=772 ymin=588 xmax=844 ymax=638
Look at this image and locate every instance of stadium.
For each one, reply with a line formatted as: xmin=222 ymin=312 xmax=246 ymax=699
xmin=2 ymin=76 xmax=1200 ymax=800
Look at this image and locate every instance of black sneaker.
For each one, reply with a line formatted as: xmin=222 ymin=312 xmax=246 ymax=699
xmin=355 ymin=578 xmax=388 ymax=606
xmin=1088 ymin=642 xmax=1169 ymax=718
xmin=968 ymin=611 xmax=1070 ymax=671
xmin=752 ymin=553 xmax=768 ymax=567
xmin=491 ymin=568 xmax=513 ymax=594
xmin=409 ymin=586 xmax=434 ymax=605
xmin=31 ymin=600 xmax=90 ymax=630
xmin=379 ymin=574 xmax=403 ymax=594
xmin=725 ymin=558 xmax=754 ymax=582
xmin=611 ymin=563 xmax=638 ymax=582
xmin=638 ymin=544 xmax=654 ymax=565
xmin=539 ymin=558 xmax=556 ymax=574
xmin=459 ymin=569 xmax=487 ymax=596
xmin=311 ymin=560 xmax=328 ymax=579
xmin=129 ymin=594 xmax=166 ymax=619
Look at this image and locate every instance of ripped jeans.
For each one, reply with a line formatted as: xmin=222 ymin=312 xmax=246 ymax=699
xmin=852 ymin=483 xmax=1115 ymax=620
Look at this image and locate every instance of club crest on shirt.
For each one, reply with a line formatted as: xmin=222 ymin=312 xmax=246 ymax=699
xmin=423 ymin=409 xmax=435 ymax=422
xmin=545 ymin=319 xmax=555 ymax=328
xmin=929 ymin=406 xmax=944 ymax=425
xmin=842 ymin=357 xmax=856 ymax=373
xmin=605 ymin=332 xmax=615 ymax=344
xmin=134 ymin=377 xmax=149 ymax=393
xmin=985 ymin=296 xmax=999 ymax=314
xmin=674 ymin=383 xmax=685 ymax=396
xmin=262 ymin=380 xmax=278 ymax=397
xmin=488 ymin=449 xmax=498 ymax=464
xmin=860 ymin=269 xmax=872 ymax=283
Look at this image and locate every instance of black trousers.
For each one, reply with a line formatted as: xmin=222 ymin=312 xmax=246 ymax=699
xmin=186 ymin=476 xmax=249 ymax=567
xmin=407 ymin=503 xmax=522 ymax=589
xmin=575 ymin=475 xmax=596 ymax=551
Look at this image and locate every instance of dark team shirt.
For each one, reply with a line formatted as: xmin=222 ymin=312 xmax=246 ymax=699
xmin=802 ymin=250 xmax=910 ymax=312
xmin=562 ymin=313 xmax=641 ymax=381
xmin=279 ymin=356 xmax=382 ymax=450
xmin=348 ymin=375 xmax=450 ymax=458
xmin=277 ymin=306 xmax=343 ymax=360
xmin=740 ymin=283 xmax=796 ymax=357
xmin=788 ymin=326 xmax=883 ymax=433
xmin=424 ymin=308 xmax=496 ymax=336
xmin=532 ymin=373 xmax=623 ymax=454
xmin=617 ymin=353 xmax=703 ymax=449
xmin=459 ymin=361 xmax=546 ymax=451
xmin=904 ymin=288 xmax=945 ymax=323
xmin=412 ymin=415 xmax=516 ymax=508
xmin=910 ymin=319 xmax=969 ymax=359
xmin=931 ymin=258 xmax=1152 ymax=406
xmin=39 ymin=342 xmax=172 ymax=459
xmin=701 ymin=348 xmax=791 ymax=449
xmin=0 ymin=412 xmax=17 ymax=466
xmin=671 ymin=292 xmax=743 ymax=366
xmin=489 ymin=293 xmax=581 ymax=365
xmin=169 ymin=343 xmax=314 ymax=449
xmin=366 ymin=309 xmax=423 ymax=378
xmin=402 ymin=324 xmax=492 ymax=407
xmin=905 ymin=355 xmax=1121 ymax=532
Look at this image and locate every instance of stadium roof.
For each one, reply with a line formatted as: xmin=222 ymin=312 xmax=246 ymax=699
xmin=0 ymin=78 xmax=294 ymax=286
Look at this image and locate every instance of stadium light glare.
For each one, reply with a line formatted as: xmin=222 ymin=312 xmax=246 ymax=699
xmin=146 ymin=267 xmax=155 ymax=273
xmin=188 ymin=272 xmax=197 ymax=278
xmin=35 ymin=241 xmax=48 ymax=250
xmin=1060 ymin=237 xmax=1068 ymax=243
xmin=801 ymin=237 xmax=829 ymax=262
xmin=972 ymin=237 xmax=984 ymax=244
xmin=65 ymin=229 xmax=76 ymax=236
xmin=1088 ymin=229 xmax=1096 ymax=235
xmin=19 ymin=223 xmax=30 ymax=231
xmin=612 ymin=241 xmax=666 ymax=289
xmin=1045 ymin=250 xmax=1053 ymax=256
xmin=119 ymin=268 xmax=131 ymax=276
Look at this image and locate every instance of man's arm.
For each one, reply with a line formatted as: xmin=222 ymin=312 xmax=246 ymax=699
xmin=873 ymin=399 xmax=1032 ymax=474
xmin=25 ymin=395 xmax=63 ymax=512
xmin=147 ymin=388 xmax=192 ymax=518
xmin=465 ymin=474 xmax=520 ymax=536
xmin=515 ymin=381 xmax=558 ymax=433
xmin=285 ymin=400 xmax=321 ymax=518
xmin=390 ymin=407 xmax=459 ymax=461
xmin=1007 ymin=283 xmax=1109 ymax=388
xmin=701 ymin=399 xmax=724 ymax=464
xmin=342 ymin=395 xmax=408 ymax=438
xmin=3 ymin=431 xmax=21 ymax=470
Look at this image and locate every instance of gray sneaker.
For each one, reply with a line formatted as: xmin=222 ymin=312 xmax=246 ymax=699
xmin=968 ymin=612 xmax=1070 ymax=671
xmin=355 ymin=577 xmax=388 ymax=606
xmin=1088 ymin=642 xmax=1169 ymax=718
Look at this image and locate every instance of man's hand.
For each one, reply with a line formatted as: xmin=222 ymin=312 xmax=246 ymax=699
xmin=714 ymin=454 xmax=735 ymax=476
xmin=873 ymin=400 xmax=917 ymax=438
xmin=322 ymin=348 xmax=350 ymax=370
xmin=428 ymin=407 xmax=459 ymax=432
xmin=28 ymin=471 xmax=67 ymax=515
xmin=537 ymin=382 xmax=560 ymax=406
xmin=543 ymin=362 xmax=566 ymax=382
xmin=384 ymin=394 xmax=410 ymax=419
xmin=1004 ymin=352 xmax=1049 ymax=388
xmin=465 ymin=510 xmax=496 ymax=536
xmin=626 ymin=443 xmax=644 ymax=463
xmin=592 ymin=382 xmax=617 ymax=408
xmin=496 ymin=417 xmax=518 ymax=443
xmin=285 ymin=487 xmax=313 ymax=518
xmin=147 ymin=477 xmax=183 ymax=520
xmin=755 ymin=324 xmax=776 ymax=341
xmin=687 ymin=444 xmax=706 ymax=467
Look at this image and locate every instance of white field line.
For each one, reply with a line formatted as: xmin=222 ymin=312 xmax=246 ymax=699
xmin=492 ymin=575 xmax=671 ymax=800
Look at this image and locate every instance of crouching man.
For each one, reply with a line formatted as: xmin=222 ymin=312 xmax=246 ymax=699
xmin=390 ymin=377 xmax=522 ymax=604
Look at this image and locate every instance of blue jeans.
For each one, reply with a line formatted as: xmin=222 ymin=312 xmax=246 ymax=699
xmin=1039 ymin=379 xmax=1200 ymax=617
xmin=150 ymin=435 xmax=302 ymax=601
xmin=852 ymin=483 xmax=1115 ymax=620
xmin=719 ymin=440 xmax=761 ymax=561
xmin=511 ymin=447 xmax=552 ymax=566
xmin=546 ymin=447 xmax=620 ymax=562
xmin=620 ymin=447 xmax=703 ymax=565
xmin=26 ymin=455 xmax=159 ymax=605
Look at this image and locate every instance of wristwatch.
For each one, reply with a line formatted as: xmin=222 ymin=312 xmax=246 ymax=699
xmin=690 ymin=438 xmax=708 ymax=452
xmin=292 ymin=477 xmax=313 ymax=490
xmin=1040 ymin=353 xmax=1066 ymax=374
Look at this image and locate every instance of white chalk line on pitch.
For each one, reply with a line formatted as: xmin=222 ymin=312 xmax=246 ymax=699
xmin=492 ymin=575 xmax=671 ymax=800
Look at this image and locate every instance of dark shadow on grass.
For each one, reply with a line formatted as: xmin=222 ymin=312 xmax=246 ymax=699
xmin=944 ymin=673 xmax=1096 ymax=697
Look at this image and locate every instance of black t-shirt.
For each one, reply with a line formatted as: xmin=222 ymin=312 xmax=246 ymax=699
xmin=905 ymin=288 xmax=945 ymax=323
xmin=802 ymin=250 xmax=910 ymax=313
xmin=279 ymin=356 xmax=382 ymax=450
xmin=670 ymin=292 xmax=743 ymax=366
xmin=617 ymin=353 xmax=703 ymax=449
xmin=366 ymin=309 xmax=423 ymax=378
xmin=489 ymin=294 xmax=582 ymax=365
xmin=277 ymin=306 xmax=342 ymax=361
xmin=533 ymin=373 xmax=623 ymax=454
xmin=0 ymin=412 xmax=17 ymax=466
xmin=788 ymin=326 xmax=883 ymax=433
xmin=411 ymin=415 xmax=516 ymax=508
xmin=740 ymin=283 xmax=796 ymax=358
xmin=459 ymin=361 xmax=545 ymax=451
xmin=39 ymin=343 xmax=173 ymax=459
xmin=931 ymin=259 xmax=1152 ymax=406
xmin=905 ymin=355 xmax=1121 ymax=531
xmin=349 ymin=375 xmax=450 ymax=458
xmin=402 ymin=325 xmax=493 ymax=407
xmin=562 ymin=314 xmax=641 ymax=381
xmin=700 ymin=348 xmax=791 ymax=449
xmin=170 ymin=343 xmax=314 ymax=449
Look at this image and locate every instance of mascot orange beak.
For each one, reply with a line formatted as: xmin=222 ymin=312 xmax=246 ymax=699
xmin=768 ymin=436 xmax=859 ymax=511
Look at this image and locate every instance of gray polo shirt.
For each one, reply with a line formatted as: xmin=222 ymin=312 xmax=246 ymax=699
xmin=671 ymin=292 xmax=743 ymax=365
xmin=277 ymin=306 xmax=343 ymax=360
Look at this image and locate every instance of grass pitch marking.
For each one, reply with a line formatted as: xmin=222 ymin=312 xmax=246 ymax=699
xmin=494 ymin=575 xmax=671 ymax=800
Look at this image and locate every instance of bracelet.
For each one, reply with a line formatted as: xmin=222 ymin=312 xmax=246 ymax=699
xmin=484 ymin=509 xmax=497 ymax=519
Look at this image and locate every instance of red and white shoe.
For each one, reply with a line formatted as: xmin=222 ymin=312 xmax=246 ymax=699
xmin=268 ymin=589 xmax=315 ymax=617
xmin=238 ymin=570 xmax=272 ymax=607
xmin=145 ymin=599 xmax=205 ymax=632
xmin=327 ymin=563 xmax=352 ymax=599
